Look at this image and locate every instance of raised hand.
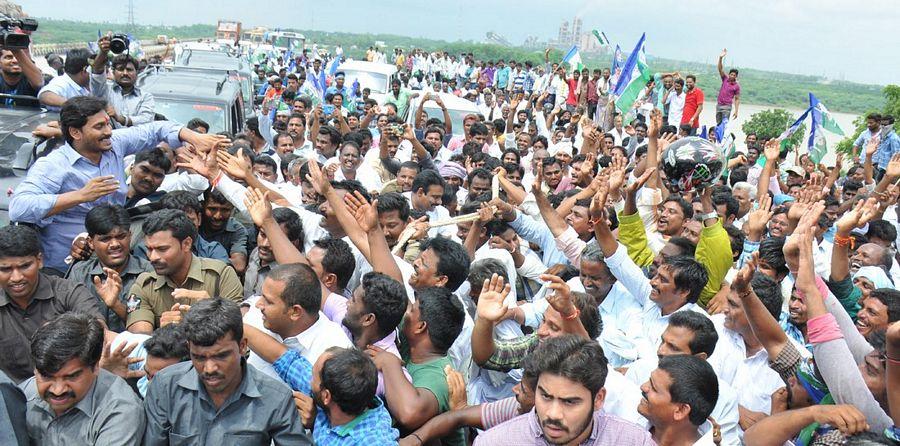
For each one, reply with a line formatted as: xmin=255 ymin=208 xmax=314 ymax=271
xmin=100 ymin=341 xmax=145 ymax=380
xmin=476 ymin=274 xmax=510 ymax=323
xmin=243 ymin=187 xmax=273 ymax=227
xmin=188 ymin=132 xmax=230 ymax=155
xmin=304 ymin=159 xmax=333 ymax=195
xmin=532 ymin=163 xmax=544 ymax=195
xmin=324 ymin=163 xmax=338 ymax=181
xmin=606 ymin=154 xmax=628 ymax=195
xmin=658 ymin=132 xmax=677 ymax=154
xmin=865 ymin=135 xmax=881 ymax=159
xmin=719 ymin=48 xmax=727 ymax=59
xmin=745 ymin=193 xmax=773 ymax=240
xmin=93 ymin=268 xmax=123 ymax=309
xmin=886 ymin=153 xmax=900 ymax=179
xmin=445 ymin=365 xmax=468 ymax=411
xmin=647 ymin=108 xmax=662 ymax=138
xmin=810 ymin=405 xmax=869 ymax=436
xmin=540 ymin=273 xmax=578 ymax=318
xmin=836 ymin=196 xmax=880 ymax=234
xmin=216 ymin=149 xmax=252 ymax=181
xmin=578 ymin=152 xmax=596 ymax=184
xmin=344 ymin=191 xmax=379 ymax=232
xmin=625 ymin=166 xmax=656 ymax=196
xmin=763 ymin=138 xmax=780 ymax=162
xmin=79 ymin=176 xmax=120 ymax=203
xmin=732 ymin=252 xmax=758 ymax=296
xmin=176 ymin=144 xmax=219 ymax=180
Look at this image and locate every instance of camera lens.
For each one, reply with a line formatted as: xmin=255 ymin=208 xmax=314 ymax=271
xmin=110 ymin=35 xmax=129 ymax=54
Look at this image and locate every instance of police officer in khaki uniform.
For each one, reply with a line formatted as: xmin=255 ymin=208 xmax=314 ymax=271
xmin=125 ymin=210 xmax=243 ymax=334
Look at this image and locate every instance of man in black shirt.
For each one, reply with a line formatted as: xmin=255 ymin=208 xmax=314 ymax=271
xmin=0 ymin=48 xmax=44 ymax=104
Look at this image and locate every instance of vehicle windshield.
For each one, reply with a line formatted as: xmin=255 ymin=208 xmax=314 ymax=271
xmin=154 ymin=101 xmax=227 ymax=134
xmin=272 ymin=36 xmax=303 ymax=50
xmin=421 ymin=105 xmax=471 ymax=136
xmin=342 ymin=70 xmax=389 ymax=94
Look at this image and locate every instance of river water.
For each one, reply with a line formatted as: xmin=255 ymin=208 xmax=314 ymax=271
xmin=698 ymin=101 xmax=860 ymax=164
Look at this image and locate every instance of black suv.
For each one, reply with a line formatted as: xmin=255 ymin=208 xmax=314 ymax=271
xmin=137 ymin=67 xmax=247 ymax=135
xmin=0 ymin=94 xmax=64 ymax=225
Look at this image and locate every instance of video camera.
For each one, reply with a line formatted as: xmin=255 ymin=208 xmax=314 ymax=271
xmin=0 ymin=15 xmax=38 ymax=50
xmin=109 ymin=33 xmax=130 ymax=54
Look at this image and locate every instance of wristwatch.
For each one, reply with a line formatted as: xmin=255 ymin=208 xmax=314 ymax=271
xmin=698 ymin=211 xmax=719 ymax=221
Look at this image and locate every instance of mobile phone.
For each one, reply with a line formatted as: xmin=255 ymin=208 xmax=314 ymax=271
xmin=322 ymin=104 xmax=335 ymax=115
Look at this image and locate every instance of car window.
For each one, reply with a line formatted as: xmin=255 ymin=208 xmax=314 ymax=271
xmin=155 ymin=101 xmax=227 ymax=134
xmin=341 ymin=70 xmax=389 ymax=94
xmin=421 ymin=105 xmax=471 ymax=135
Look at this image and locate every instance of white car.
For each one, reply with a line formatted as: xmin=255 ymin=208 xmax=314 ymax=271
xmin=405 ymin=92 xmax=479 ymax=139
xmin=337 ymin=60 xmax=398 ymax=106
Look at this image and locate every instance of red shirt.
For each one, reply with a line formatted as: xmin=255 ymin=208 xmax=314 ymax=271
xmin=682 ymin=87 xmax=704 ymax=128
xmin=566 ymin=78 xmax=578 ymax=105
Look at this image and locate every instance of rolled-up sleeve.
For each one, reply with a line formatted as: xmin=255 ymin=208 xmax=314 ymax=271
xmin=8 ymin=157 xmax=65 ymax=226
xmin=605 ymin=243 xmax=651 ymax=307
xmin=554 ymin=226 xmax=586 ymax=268
xmin=89 ymin=72 xmax=110 ymax=99
xmin=272 ymin=349 xmax=313 ymax=395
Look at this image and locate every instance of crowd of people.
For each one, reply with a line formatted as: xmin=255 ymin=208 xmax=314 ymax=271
xmin=1 ymin=27 xmax=900 ymax=446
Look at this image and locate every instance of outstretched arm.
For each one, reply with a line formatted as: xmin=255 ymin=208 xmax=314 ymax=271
xmin=734 ymin=253 xmax=789 ymax=360
xmin=244 ymin=188 xmax=307 ymax=265
xmin=717 ymin=48 xmax=727 ymax=79
xmin=344 ymin=191 xmax=404 ymax=284
xmin=14 ymin=48 xmax=44 ymax=90
xmin=743 ymin=405 xmax=869 ymax=446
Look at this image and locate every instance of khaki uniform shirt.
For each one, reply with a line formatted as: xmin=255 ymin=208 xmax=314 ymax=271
xmin=125 ymin=255 xmax=243 ymax=329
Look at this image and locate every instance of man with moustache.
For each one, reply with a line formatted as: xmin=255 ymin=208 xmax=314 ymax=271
xmin=21 ymin=313 xmax=145 ymax=445
xmin=0 ymin=225 xmax=103 ymax=384
xmin=124 ymin=209 xmax=243 ymax=334
xmin=91 ymin=35 xmax=155 ymax=128
xmin=66 ymin=204 xmax=151 ymax=332
xmin=143 ymin=298 xmax=309 ymax=444
xmin=8 ymin=96 xmax=226 ymax=273
xmin=475 ymin=335 xmax=653 ymax=445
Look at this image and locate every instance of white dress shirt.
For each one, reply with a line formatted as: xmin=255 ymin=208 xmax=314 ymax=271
xmin=605 ymin=243 xmax=710 ymax=361
xmin=708 ymin=314 xmax=785 ymax=414
xmin=244 ymin=299 xmax=352 ymax=380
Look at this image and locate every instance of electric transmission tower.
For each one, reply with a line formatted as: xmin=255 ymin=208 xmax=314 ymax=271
xmin=126 ymin=0 xmax=136 ymax=33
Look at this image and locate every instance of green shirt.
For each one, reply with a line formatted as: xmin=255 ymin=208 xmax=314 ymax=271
xmin=406 ymin=356 xmax=465 ymax=446
xmin=384 ymin=88 xmax=415 ymax=117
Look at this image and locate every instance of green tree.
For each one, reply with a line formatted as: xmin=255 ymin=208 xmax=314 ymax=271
xmin=741 ymin=108 xmax=806 ymax=147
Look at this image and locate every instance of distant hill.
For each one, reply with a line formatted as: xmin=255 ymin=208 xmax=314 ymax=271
xmin=29 ymin=18 xmax=885 ymax=114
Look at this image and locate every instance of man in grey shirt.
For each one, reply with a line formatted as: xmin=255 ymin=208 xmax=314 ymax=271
xmin=143 ymin=298 xmax=311 ymax=445
xmin=0 ymin=370 xmax=27 ymax=446
xmin=21 ymin=313 xmax=145 ymax=445
xmin=90 ymin=34 xmax=155 ymax=128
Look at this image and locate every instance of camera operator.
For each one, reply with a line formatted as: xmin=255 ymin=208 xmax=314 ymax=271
xmin=37 ymin=47 xmax=91 ymax=110
xmin=0 ymin=45 xmax=44 ymax=103
xmin=91 ymin=34 xmax=155 ymax=128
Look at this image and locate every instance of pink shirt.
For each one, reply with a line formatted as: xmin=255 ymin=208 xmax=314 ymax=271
xmin=717 ymin=75 xmax=741 ymax=106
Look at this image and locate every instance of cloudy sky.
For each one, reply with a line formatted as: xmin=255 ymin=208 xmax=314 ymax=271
xmin=18 ymin=0 xmax=898 ymax=85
